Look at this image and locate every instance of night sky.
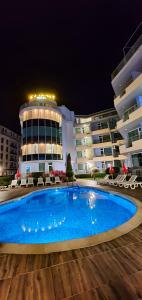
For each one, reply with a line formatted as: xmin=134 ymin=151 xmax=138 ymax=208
xmin=0 ymin=1 xmax=142 ymax=133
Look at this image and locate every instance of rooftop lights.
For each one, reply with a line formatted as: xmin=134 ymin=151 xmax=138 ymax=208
xmin=28 ymin=93 xmax=56 ymax=101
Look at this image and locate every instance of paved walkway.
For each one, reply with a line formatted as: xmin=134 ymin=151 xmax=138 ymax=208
xmin=0 ymin=181 xmax=142 ymax=299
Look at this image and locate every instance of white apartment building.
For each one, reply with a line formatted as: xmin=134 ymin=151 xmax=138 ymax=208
xmin=75 ymin=108 xmax=125 ymax=173
xmin=0 ymin=125 xmax=21 ymax=176
xmin=111 ymin=35 xmax=142 ymax=171
xmin=19 ymin=94 xmax=76 ymax=176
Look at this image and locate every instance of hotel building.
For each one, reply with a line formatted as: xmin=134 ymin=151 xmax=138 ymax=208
xmin=0 ymin=125 xmax=21 ymax=176
xmin=19 ymin=94 xmax=76 ymax=176
xmin=111 ymin=35 xmax=142 ymax=170
xmin=75 ymin=108 xmax=125 ymax=173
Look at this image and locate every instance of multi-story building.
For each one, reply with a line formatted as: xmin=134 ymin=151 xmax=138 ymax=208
xmin=0 ymin=125 xmax=21 ymax=176
xmin=75 ymin=108 xmax=125 ymax=173
xmin=19 ymin=93 xmax=76 ymax=176
xmin=111 ymin=35 xmax=142 ymax=170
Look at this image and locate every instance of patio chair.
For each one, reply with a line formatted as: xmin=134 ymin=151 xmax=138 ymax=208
xmin=113 ymin=175 xmax=127 ymax=186
xmin=8 ymin=180 xmax=19 ymax=188
xmin=108 ymin=175 xmax=122 ymax=185
xmin=37 ymin=177 xmax=44 ymax=186
xmin=97 ymin=174 xmax=109 ymax=185
xmin=123 ymin=175 xmax=137 ymax=189
xmin=20 ymin=179 xmax=27 ymax=187
xmin=55 ymin=176 xmax=61 ymax=184
xmin=27 ymin=177 xmax=34 ymax=187
xmin=45 ymin=177 xmax=54 ymax=185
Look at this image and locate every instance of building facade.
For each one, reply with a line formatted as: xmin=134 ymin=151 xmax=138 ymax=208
xmin=0 ymin=125 xmax=21 ymax=176
xmin=111 ymin=35 xmax=142 ymax=171
xmin=19 ymin=94 xmax=76 ymax=176
xmin=75 ymin=108 xmax=125 ymax=173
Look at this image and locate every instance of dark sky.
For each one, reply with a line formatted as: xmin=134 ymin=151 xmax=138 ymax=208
xmin=0 ymin=1 xmax=142 ymax=133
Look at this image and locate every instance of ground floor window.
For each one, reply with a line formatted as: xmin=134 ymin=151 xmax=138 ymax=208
xmin=132 ymin=153 xmax=142 ymax=167
xmin=78 ymin=163 xmax=84 ymax=170
xmin=39 ymin=163 xmax=45 ymax=172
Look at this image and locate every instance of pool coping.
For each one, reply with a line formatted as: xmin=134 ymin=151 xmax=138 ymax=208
xmin=0 ymin=184 xmax=142 ymax=254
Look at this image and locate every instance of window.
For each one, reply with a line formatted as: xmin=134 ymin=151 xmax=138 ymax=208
xmin=132 ymin=153 xmax=142 ymax=167
xmin=1 ymin=138 xmax=4 ymax=143
xmin=128 ymin=128 xmax=139 ymax=142
xmin=77 ymin=151 xmax=83 ymax=158
xmin=75 ymin=127 xmax=82 ymax=134
xmin=104 ymin=147 xmax=112 ymax=156
xmin=6 ymin=140 xmax=8 ymax=145
xmin=1 ymin=145 xmax=3 ymax=151
xmin=78 ymin=163 xmax=84 ymax=170
xmin=6 ymin=147 xmax=8 ymax=152
xmin=76 ymin=139 xmax=82 ymax=146
xmin=39 ymin=163 xmax=45 ymax=172
xmin=48 ymin=163 xmax=53 ymax=172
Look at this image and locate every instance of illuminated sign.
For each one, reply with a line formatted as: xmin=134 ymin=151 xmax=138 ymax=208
xmin=28 ymin=93 xmax=56 ymax=101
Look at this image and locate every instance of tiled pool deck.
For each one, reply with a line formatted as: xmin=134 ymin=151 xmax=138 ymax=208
xmin=0 ymin=180 xmax=142 ymax=299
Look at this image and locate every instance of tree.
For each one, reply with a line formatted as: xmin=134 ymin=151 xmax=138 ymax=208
xmin=66 ymin=153 xmax=73 ymax=180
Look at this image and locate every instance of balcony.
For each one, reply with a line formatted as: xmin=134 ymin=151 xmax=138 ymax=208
xmin=93 ymin=154 xmax=126 ymax=162
xmin=117 ymin=106 xmax=142 ymax=132
xmin=92 ymin=141 xmax=112 ymax=148
xmin=111 ymin=35 xmax=142 ymax=80
xmin=77 ymin=157 xmax=93 ymax=163
xmin=119 ymin=135 xmax=142 ymax=155
xmin=114 ymin=73 xmax=142 ymax=108
xmin=76 ymin=144 xmax=92 ymax=150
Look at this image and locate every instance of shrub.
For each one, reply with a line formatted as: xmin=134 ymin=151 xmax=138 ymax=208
xmin=0 ymin=176 xmax=14 ymax=186
xmin=93 ymin=173 xmax=106 ymax=179
xmin=66 ymin=153 xmax=73 ymax=178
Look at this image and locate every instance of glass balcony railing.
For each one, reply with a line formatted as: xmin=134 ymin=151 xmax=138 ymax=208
xmin=123 ymin=104 xmax=137 ymax=121
xmin=111 ymin=34 xmax=142 ymax=80
xmin=93 ymin=139 xmax=111 ymax=144
xmin=127 ymin=132 xmax=142 ymax=147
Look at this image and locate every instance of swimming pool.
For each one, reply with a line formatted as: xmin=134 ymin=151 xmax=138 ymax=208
xmin=0 ymin=186 xmax=137 ymax=245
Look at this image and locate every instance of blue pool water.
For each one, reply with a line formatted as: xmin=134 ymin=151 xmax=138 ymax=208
xmin=0 ymin=187 xmax=137 ymax=244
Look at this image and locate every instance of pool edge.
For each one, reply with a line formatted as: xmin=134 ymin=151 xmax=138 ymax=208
xmin=0 ymin=186 xmax=142 ymax=254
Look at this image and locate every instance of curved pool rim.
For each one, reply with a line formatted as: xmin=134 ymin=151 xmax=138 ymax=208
xmin=0 ymin=185 xmax=142 ymax=254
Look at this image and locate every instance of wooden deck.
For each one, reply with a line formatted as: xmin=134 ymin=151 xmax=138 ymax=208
xmin=0 ymin=183 xmax=142 ymax=299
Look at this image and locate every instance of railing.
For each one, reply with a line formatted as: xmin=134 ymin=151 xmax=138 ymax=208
xmin=20 ymin=99 xmax=57 ymax=111
xmin=93 ymin=139 xmax=111 ymax=144
xmin=123 ymin=104 xmax=137 ymax=121
xmin=111 ymin=34 xmax=142 ymax=80
xmin=127 ymin=132 xmax=142 ymax=148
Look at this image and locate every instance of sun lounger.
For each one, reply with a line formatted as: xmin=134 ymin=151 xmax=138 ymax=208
xmin=27 ymin=177 xmax=34 ymax=187
xmin=20 ymin=179 xmax=27 ymax=187
xmin=123 ymin=175 xmax=137 ymax=189
xmin=55 ymin=176 xmax=61 ymax=184
xmin=45 ymin=177 xmax=55 ymax=185
xmin=108 ymin=175 xmax=122 ymax=185
xmin=8 ymin=180 xmax=19 ymax=188
xmin=97 ymin=174 xmax=109 ymax=185
xmin=37 ymin=177 xmax=44 ymax=186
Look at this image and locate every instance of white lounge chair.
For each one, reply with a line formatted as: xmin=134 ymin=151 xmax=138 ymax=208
xmin=45 ymin=177 xmax=54 ymax=185
xmin=108 ymin=175 xmax=122 ymax=185
xmin=55 ymin=176 xmax=61 ymax=184
xmin=9 ymin=180 xmax=19 ymax=188
xmin=27 ymin=177 xmax=34 ymax=187
xmin=37 ymin=177 xmax=44 ymax=186
xmin=20 ymin=179 xmax=27 ymax=187
xmin=119 ymin=175 xmax=137 ymax=188
xmin=123 ymin=175 xmax=137 ymax=189
xmin=97 ymin=174 xmax=109 ymax=185
xmin=113 ymin=175 xmax=127 ymax=186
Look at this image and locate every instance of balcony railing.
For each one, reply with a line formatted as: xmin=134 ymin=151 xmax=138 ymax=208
xmin=127 ymin=132 xmax=142 ymax=148
xmin=123 ymin=104 xmax=137 ymax=121
xmin=111 ymin=34 xmax=142 ymax=80
xmin=93 ymin=139 xmax=111 ymax=144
